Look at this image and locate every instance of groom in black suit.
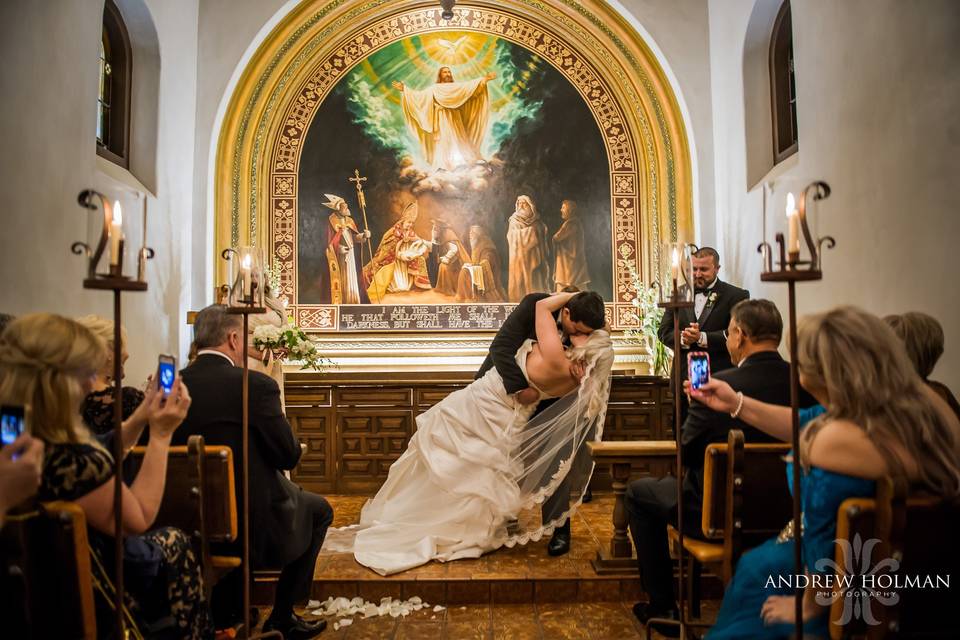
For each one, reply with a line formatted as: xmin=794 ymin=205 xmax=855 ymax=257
xmin=477 ymin=290 xmax=607 ymax=556
xmin=658 ymin=247 xmax=749 ymax=420
xmin=174 ymin=305 xmax=332 ymax=639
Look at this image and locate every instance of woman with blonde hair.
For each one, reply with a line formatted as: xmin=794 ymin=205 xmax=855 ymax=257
xmin=885 ymin=311 xmax=960 ymax=420
xmin=686 ymin=306 xmax=960 ymax=639
xmin=76 ymin=314 xmax=151 ymax=438
xmin=0 ymin=314 xmax=212 ymax=638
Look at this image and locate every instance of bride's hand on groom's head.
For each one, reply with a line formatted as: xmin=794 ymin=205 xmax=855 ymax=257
xmin=515 ymin=387 xmax=540 ymax=405
xmin=569 ymin=360 xmax=586 ymax=383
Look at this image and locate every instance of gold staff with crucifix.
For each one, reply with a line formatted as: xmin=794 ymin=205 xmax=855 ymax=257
xmin=349 ymin=169 xmax=380 ymax=303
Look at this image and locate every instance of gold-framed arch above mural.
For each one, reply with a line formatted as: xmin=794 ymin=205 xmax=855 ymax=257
xmin=214 ymin=0 xmax=694 ymax=334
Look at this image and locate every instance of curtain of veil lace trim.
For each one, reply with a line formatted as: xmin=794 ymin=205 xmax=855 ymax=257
xmin=498 ymin=349 xmax=610 ymax=547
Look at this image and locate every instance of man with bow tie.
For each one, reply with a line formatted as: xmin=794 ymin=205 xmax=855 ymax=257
xmin=657 ymin=247 xmax=749 ymax=420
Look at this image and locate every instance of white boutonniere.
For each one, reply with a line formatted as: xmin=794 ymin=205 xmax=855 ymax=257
xmin=707 ymin=291 xmax=719 ymax=306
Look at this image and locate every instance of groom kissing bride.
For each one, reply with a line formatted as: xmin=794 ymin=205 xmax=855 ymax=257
xmin=326 ymin=290 xmax=612 ymax=576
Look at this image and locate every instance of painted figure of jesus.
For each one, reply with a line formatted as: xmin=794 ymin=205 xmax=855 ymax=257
xmin=393 ymin=66 xmax=495 ymax=171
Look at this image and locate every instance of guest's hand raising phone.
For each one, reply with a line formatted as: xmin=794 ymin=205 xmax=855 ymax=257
xmin=684 ymin=377 xmax=737 ymax=414
xmin=146 ymin=377 xmax=192 ymax=440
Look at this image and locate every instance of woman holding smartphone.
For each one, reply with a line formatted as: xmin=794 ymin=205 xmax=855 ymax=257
xmin=0 ymin=313 xmax=212 ymax=639
xmin=687 ymin=307 xmax=960 ymax=638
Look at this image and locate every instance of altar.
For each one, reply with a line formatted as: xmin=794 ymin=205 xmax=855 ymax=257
xmin=283 ymin=352 xmax=673 ymax=495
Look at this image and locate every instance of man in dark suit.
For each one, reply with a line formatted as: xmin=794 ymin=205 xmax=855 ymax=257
xmin=175 ymin=305 xmax=332 ymax=639
xmin=477 ymin=290 xmax=606 ymax=556
xmin=658 ymin=247 xmax=749 ymax=421
xmin=629 ymin=299 xmax=815 ymax=635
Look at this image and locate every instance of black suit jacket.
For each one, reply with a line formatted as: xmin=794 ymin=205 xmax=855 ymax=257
xmin=476 ymin=292 xmax=556 ymax=394
xmin=680 ymin=350 xmax=816 ymax=507
xmin=173 ymin=353 xmax=307 ymax=568
xmin=658 ymin=279 xmax=749 ymax=377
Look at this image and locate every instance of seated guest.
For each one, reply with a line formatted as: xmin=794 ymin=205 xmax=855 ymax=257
xmin=76 ymin=315 xmax=146 ymax=435
xmin=885 ymin=312 xmax=960 ymax=420
xmin=688 ymin=307 xmax=960 ymax=638
xmin=175 ymin=305 xmax=332 ymax=639
xmin=629 ymin=299 xmax=815 ymax=634
xmin=0 ymin=313 xmax=211 ymax=638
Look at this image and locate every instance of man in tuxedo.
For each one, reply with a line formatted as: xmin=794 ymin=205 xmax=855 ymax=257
xmin=658 ymin=247 xmax=749 ymax=421
xmin=174 ymin=305 xmax=332 ymax=639
xmin=477 ymin=290 xmax=606 ymax=556
xmin=629 ymin=299 xmax=815 ymax=635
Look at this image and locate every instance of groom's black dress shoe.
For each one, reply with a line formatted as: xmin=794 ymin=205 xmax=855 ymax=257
xmin=262 ymin=613 xmax=326 ymax=639
xmin=547 ymin=520 xmax=571 ymax=556
xmin=632 ymin=602 xmax=680 ymax=638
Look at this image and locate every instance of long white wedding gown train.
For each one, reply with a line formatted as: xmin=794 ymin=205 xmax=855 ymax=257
xmin=325 ymin=340 xmax=557 ymax=576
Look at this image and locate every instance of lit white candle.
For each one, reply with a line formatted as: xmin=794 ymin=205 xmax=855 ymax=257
xmin=671 ymin=247 xmax=679 ymax=281
xmin=110 ymin=201 xmax=123 ymax=266
xmin=785 ymin=192 xmax=800 ymax=254
xmin=241 ymin=253 xmax=252 ymax=298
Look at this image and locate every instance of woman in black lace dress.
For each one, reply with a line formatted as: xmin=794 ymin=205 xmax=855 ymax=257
xmin=77 ymin=315 xmax=148 ymax=437
xmin=0 ymin=314 xmax=212 ymax=639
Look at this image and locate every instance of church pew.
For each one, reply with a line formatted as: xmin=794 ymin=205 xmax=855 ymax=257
xmin=2 ymin=501 xmax=97 ymax=639
xmin=130 ymin=435 xmax=239 ymax=598
xmin=667 ymin=429 xmax=791 ymax=618
xmin=829 ymin=477 xmax=960 ymax=639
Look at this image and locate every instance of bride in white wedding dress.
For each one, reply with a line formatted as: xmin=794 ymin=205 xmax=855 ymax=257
xmin=325 ymin=292 xmax=614 ymax=575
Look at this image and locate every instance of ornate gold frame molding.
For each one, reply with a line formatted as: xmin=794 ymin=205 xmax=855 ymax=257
xmin=214 ymin=0 xmax=693 ymax=336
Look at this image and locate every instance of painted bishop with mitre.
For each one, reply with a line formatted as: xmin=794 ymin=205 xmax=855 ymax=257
xmin=393 ymin=66 xmax=495 ymax=172
xmin=364 ymin=203 xmax=432 ymax=302
xmin=323 ymin=193 xmax=370 ymax=304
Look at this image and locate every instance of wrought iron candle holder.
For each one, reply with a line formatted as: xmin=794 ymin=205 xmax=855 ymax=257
xmin=71 ymin=188 xmax=153 ymax=639
xmin=220 ymin=248 xmax=276 ymax=639
xmin=758 ymin=179 xmax=834 ymax=638
xmin=649 ymin=241 xmax=697 ymax=638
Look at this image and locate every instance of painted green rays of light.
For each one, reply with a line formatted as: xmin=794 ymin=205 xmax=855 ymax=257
xmin=337 ymin=31 xmax=545 ymax=163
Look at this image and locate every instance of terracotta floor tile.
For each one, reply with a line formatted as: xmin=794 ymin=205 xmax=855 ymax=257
xmin=491 ymin=580 xmax=533 ymax=604
xmin=395 ymin=621 xmax=444 ymax=639
xmin=539 ymin=619 xmax=592 ymax=640
xmin=445 ymin=604 xmax=491 ymax=622
xmin=447 ymin=581 xmax=492 ymax=604
xmin=401 ymin=581 xmax=446 ymax=605
xmin=446 ymin=619 xmax=493 ymax=639
xmin=342 ymin=615 xmax=399 ymax=639
xmin=534 ymin=580 xmax=579 ymax=603
xmin=491 ymin=603 xmax=537 ymax=620
xmin=491 ymin=619 xmax=542 ymax=640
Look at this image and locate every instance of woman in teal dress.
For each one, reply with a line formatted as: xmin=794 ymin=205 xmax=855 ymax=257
xmin=687 ymin=307 xmax=960 ymax=639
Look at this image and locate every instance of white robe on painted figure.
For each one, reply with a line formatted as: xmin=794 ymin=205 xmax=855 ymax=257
xmin=400 ymin=77 xmax=491 ymax=171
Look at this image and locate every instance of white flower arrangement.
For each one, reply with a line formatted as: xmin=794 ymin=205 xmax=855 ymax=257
xmin=625 ymin=267 xmax=673 ymax=377
xmin=253 ymin=324 xmax=331 ymax=371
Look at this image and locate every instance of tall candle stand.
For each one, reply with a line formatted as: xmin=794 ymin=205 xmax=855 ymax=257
xmin=72 ymin=189 xmax=152 ymax=639
xmin=220 ymin=249 xmax=281 ymax=639
xmin=757 ymin=180 xmax=833 ymax=638
xmin=646 ymin=243 xmax=696 ymax=639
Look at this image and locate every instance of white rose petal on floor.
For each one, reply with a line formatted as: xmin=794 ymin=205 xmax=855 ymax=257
xmin=308 ymin=595 xmax=440 ymax=622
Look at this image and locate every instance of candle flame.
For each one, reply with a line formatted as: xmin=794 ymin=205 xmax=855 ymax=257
xmin=113 ymin=201 xmax=123 ymax=224
xmin=242 ymin=254 xmax=252 ymax=268
xmin=785 ymin=192 xmax=796 ymax=216
xmin=671 ymin=247 xmax=679 ymax=266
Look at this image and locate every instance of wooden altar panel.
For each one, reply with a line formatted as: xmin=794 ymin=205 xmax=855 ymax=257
xmin=286 ymin=373 xmax=672 ymax=495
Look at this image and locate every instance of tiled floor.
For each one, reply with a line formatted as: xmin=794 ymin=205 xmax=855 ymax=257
xmin=312 ymin=494 xmax=621 ymax=583
xmin=251 ymin=494 xmax=720 ymax=638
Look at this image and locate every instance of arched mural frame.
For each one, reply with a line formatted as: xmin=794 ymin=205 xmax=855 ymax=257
xmin=214 ymin=0 xmax=694 ymax=334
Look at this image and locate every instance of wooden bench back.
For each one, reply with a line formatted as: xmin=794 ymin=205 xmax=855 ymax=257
xmin=2 ymin=501 xmax=97 ymax=639
xmin=830 ymin=478 xmax=960 ymax=639
xmin=131 ymin=435 xmax=237 ymax=542
xmin=702 ymin=430 xmax=792 ymax=580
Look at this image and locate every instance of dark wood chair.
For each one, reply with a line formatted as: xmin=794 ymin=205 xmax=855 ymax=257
xmin=667 ymin=429 xmax=792 ymax=618
xmin=828 ymin=477 xmax=960 ymax=639
xmin=2 ymin=501 xmax=97 ymax=639
xmin=131 ymin=434 xmax=239 ymax=597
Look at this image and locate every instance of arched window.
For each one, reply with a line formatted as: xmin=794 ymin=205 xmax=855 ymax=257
xmin=97 ymin=0 xmax=131 ymax=167
xmin=769 ymin=0 xmax=798 ymax=163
